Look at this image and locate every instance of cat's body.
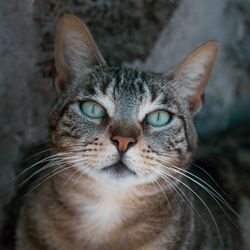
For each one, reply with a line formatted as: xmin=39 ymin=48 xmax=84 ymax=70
xmin=17 ymin=167 xmax=191 ymax=250
xmin=16 ymin=15 xmax=245 ymax=250
xmin=17 ymin=163 xmax=243 ymax=250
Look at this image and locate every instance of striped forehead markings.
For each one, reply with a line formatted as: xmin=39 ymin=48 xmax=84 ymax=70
xmin=79 ymin=67 xmax=174 ymax=120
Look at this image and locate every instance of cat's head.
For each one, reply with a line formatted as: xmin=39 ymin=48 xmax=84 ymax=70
xmin=49 ymin=15 xmax=219 ymax=187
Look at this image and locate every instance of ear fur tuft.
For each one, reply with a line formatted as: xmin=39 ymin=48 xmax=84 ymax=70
xmin=54 ymin=14 xmax=106 ymax=93
xmin=171 ymin=41 xmax=219 ymax=115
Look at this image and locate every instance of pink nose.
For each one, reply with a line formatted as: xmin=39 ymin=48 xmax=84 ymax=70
xmin=111 ymin=135 xmax=136 ymax=153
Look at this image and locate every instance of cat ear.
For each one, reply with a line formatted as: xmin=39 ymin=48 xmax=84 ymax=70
xmin=54 ymin=14 xmax=106 ymax=93
xmin=170 ymin=41 xmax=219 ymax=116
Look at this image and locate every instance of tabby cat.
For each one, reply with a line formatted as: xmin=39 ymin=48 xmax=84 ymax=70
xmin=16 ymin=15 xmax=244 ymax=250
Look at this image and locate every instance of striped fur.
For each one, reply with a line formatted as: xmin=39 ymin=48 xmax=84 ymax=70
xmin=16 ymin=15 xmax=243 ymax=250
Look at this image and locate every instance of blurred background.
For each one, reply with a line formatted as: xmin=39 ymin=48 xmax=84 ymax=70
xmin=0 ymin=0 xmax=249 ymax=243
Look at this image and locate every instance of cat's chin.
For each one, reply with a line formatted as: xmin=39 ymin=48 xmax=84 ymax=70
xmin=101 ymin=160 xmax=136 ymax=178
xmin=83 ymin=161 xmax=156 ymax=188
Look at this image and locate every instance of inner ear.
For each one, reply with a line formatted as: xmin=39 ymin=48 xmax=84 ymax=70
xmin=170 ymin=41 xmax=219 ymax=115
xmin=54 ymin=14 xmax=106 ymax=93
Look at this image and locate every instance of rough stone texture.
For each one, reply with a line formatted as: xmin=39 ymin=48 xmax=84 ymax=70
xmin=0 ymin=0 xmax=40 ymax=233
xmin=0 ymin=0 xmax=249 ymax=246
xmin=229 ymin=0 xmax=250 ymax=74
xmin=34 ymin=0 xmax=180 ymax=78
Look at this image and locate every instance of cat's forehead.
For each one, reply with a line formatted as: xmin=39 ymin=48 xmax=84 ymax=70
xmin=73 ymin=67 xmax=178 ymax=119
xmin=78 ymin=67 xmax=175 ymax=104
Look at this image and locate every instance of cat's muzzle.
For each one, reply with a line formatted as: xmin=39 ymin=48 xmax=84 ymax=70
xmin=101 ymin=160 xmax=136 ymax=178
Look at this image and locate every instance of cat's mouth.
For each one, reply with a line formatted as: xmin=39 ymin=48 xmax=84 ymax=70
xmin=102 ymin=160 xmax=136 ymax=177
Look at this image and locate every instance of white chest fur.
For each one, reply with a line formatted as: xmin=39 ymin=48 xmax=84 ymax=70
xmin=72 ymin=182 xmax=135 ymax=243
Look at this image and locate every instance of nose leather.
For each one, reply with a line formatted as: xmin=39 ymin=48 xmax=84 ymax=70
xmin=110 ymin=122 xmax=139 ymax=153
xmin=111 ymin=135 xmax=136 ymax=153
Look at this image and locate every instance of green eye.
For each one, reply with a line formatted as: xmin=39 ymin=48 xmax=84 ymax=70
xmin=81 ymin=101 xmax=106 ymax=119
xmin=146 ymin=110 xmax=171 ymax=127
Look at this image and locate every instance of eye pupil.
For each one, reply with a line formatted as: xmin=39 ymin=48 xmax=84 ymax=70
xmin=146 ymin=110 xmax=171 ymax=127
xmin=157 ymin=112 xmax=160 ymax=121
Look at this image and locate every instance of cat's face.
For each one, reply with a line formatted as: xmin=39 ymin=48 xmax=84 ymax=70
xmin=50 ymin=67 xmax=194 ymax=186
xmin=50 ymin=15 xmax=218 ymax=187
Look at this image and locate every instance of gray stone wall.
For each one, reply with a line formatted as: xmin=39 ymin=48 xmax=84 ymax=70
xmin=0 ymin=0 xmax=249 ymax=237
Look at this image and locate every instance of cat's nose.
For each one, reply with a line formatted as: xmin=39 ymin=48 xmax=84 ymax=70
xmin=111 ymin=135 xmax=136 ymax=153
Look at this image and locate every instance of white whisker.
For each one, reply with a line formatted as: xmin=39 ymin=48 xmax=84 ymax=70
xmin=156 ymin=168 xmax=222 ymax=242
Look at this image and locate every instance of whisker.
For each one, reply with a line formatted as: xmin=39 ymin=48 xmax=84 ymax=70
xmin=146 ymin=170 xmax=173 ymax=211
xmin=16 ymin=158 xmax=70 ymax=190
xmin=191 ymin=162 xmax=230 ymax=198
xmin=13 ymin=153 xmax=66 ymax=183
xmin=21 ymin=148 xmax=53 ymax=163
xmin=60 ymin=161 xmax=95 ymax=189
xmin=157 ymin=168 xmax=222 ymax=243
xmin=25 ymin=164 xmax=77 ymax=197
xmin=152 ymin=155 xmax=239 ymax=216
xmin=146 ymin=164 xmax=205 ymax=224
xmin=156 ymin=151 xmax=231 ymax=200
xmin=157 ymin=160 xmax=239 ymax=219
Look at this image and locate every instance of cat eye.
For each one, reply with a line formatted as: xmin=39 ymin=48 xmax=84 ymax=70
xmin=80 ymin=101 xmax=106 ymax=119
xmin=145 ymin=110 xmax=171 ymax=127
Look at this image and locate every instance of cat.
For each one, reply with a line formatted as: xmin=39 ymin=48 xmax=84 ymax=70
xmin=15 ymin=14 xmax=244 ymax=250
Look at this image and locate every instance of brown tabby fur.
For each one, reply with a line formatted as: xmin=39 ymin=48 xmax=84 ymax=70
xmin=15 ymin=15 xmax=246 ymax=250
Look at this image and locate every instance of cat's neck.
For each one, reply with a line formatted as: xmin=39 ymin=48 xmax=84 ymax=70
xmin=44 ymin=168 xmax=193 ymax=249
